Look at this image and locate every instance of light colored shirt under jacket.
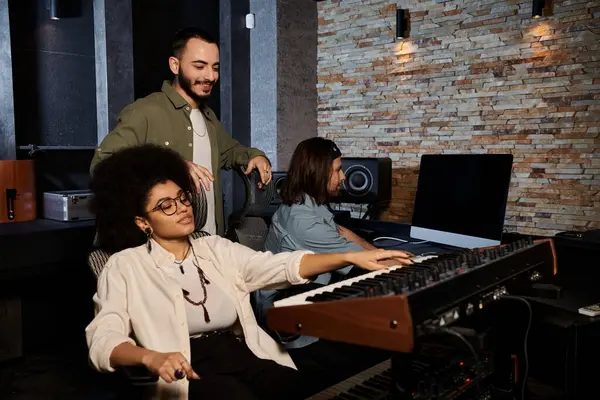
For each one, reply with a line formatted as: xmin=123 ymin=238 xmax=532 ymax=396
xmin=86 ymin=235 xmax=311 ymax=399
xmin=190 ymin=108 xmax=217 ymax=235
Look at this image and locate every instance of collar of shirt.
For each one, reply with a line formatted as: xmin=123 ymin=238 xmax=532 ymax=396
xmin=160 ymin=80 xmax=214 ymax=121
xmin=302 ymin=194 xmax=334 ymax=220
xmin=147 ymin=238 xmax=177 ymax=269
xmin=147 ymin=237 xmax=210 ymax=270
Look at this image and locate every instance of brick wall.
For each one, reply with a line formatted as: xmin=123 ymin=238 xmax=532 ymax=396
xmin=317 ymin=0 xmax=600 ymax=236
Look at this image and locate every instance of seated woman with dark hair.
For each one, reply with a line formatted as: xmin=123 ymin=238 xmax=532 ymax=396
xmin=85 ymin=144 xmax=410 ymax=400
xmin=255 ymin=137 xmax=413 ymax=382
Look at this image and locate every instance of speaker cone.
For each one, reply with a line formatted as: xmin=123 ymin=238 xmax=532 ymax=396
xmin=343 ymin=165 xmax=373 ymax=196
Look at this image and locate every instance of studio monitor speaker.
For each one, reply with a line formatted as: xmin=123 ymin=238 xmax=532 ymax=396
xmin=334 ymin=157 xmax=392 ymax=204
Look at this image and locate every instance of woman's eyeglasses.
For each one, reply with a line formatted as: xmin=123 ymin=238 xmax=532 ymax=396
xmin=150 ymin=191 xmax=193 ymax=216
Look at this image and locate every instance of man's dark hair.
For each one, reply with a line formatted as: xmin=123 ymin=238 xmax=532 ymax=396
xmin=281 ymin=137 xmax=339 ymax=206
xmin=172 ymin=27 xmax=217 ymax=58
xmin=89 ymin=144 xmax=196 ymax=254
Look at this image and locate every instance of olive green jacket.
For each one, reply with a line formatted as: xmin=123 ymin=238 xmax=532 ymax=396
xmin=90 ymin=81 xmax=266 ymax=235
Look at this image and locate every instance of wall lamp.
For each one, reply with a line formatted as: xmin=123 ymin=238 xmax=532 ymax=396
xmin=396 ymin=8 xmax=409 ymax=39
xmin=532 ymin=0 xmax=548 ymax=18
xmin=46 ymin=0 xmax=82 ymax=20
xmin=47 ymin=0 xmax=60 ymax=20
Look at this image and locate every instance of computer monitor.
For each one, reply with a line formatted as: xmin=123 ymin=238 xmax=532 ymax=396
xmin=410 ymin=154 xmax=513 ymax=248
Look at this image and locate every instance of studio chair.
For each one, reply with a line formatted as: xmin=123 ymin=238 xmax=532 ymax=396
xmin=225 ymin=166 xmax=276 ymax=252
xmin=86 ymin=188 xmax=210 ymax=396
xmin=225 ymin=168 xmax=329 ymax=345
xmin=192 ymin=187 xmax=209 ymax=233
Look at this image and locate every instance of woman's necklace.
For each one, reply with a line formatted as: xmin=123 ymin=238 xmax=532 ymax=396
xmin=181 ymin=244 xmax=211 ymax=323
xmin=173 ymin=244 xmax=192 ymax=274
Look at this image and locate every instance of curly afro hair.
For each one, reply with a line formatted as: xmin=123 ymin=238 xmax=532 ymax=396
xmin=89 ymin=144 xmax=195 ymax=254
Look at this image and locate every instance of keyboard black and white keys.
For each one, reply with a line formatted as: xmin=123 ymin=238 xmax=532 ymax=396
xmin=305 ymin=341 xmax=495 ymax=400
xmin=268 ymin=238 xmax=556 ymax=352
xmin=274 ymin=255 xmax=438 ymax=308
xmin=306 ymin=359 xmax=392 ymax=400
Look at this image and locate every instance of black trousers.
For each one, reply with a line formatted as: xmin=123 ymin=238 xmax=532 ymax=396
xmin=187 ymin=332 xmax=307 ymax=400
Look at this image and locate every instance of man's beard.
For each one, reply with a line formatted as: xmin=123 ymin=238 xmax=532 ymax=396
xmin=177 ymin=70 xmax=214 ymax=104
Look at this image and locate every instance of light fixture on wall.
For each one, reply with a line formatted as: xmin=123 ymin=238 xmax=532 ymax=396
xmin=396 ymin=8 xmax=409 ymax=39
xmin=45 ymin=0 xmax=82 ymax=20
xmin=532 ymin=0 xmax=546 ymax=18
xmin=46 ymin=0 xmax=60 ymax=20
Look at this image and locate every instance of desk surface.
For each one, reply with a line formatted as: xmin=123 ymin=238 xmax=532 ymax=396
xmin=342 ymin=218 xmax=465 ymax=256
xmin=0 ymin=219 xmax=96 ymax=279
xmin=0 ymin=218 xmax=95 ymax=237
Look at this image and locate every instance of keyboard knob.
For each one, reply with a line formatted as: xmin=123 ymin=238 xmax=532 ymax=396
xmin=467 ymin=254 xmax=476 ymax=268
xmin=431 ymin=266 xmax=441 ymax=281
xmin=453 ymin=258 xmax=462 ymax=270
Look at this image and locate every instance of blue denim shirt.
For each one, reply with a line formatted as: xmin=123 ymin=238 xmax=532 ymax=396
xmin=254 ymin=195 xmax=362 ymax=349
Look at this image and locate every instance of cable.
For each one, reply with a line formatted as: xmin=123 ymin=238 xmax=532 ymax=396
xmin=499 ymin=295 xmax=532 ymax=400
xmin=373 ymin=236 xmax=430 ymax=244
xmin=438 ymin=327 xmax=479 ymax=363
xmin=373 ymin=236 xmax=408 ymax=243
xmin=372 ymin=236 xmax=430 ymax=245
xmin=429 ymin=327 xmax=481 ymax=395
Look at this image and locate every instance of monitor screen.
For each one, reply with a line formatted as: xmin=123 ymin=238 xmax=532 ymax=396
xmin=410 ymin=154 xmax=513 ymax=248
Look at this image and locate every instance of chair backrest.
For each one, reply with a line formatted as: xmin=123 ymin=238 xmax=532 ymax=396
xmin=192 ymin=185 xmax=208 ymax=232
xmin=226 ymin=167 xmax=277 ymax=252
xmin=227 ymin=216 xmax=270 ymax=252
xmin=87 ymin=231 xmax=211 ymax=279
xmin=228 ymin=166 xmax=276 ymax=226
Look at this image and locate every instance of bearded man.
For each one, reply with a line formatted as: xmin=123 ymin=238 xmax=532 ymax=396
xmin=90 ymin=27 xmax=271 ymax=236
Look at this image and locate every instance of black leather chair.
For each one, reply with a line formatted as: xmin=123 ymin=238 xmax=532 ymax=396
xmin=225 ymin=166 xmax=277 ymax=251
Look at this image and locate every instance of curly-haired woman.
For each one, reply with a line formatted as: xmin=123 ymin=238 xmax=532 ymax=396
xmin=85 ymin=144 xmax=412 ymax=399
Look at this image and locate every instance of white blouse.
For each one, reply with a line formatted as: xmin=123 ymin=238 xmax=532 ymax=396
xmin=85 ymin=235 xmax=311 ymax=399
